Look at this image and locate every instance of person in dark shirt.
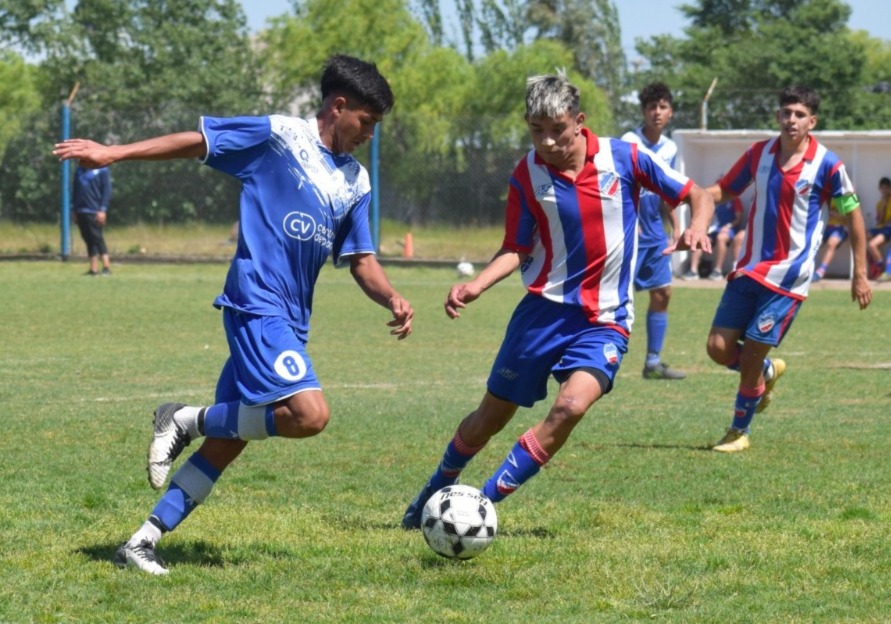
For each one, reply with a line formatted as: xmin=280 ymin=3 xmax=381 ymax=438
xmin=73 ymin=165 xmax=113 ymax=275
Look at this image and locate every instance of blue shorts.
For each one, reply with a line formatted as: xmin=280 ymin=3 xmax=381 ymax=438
xmin=634 ymin=244 xmax=672 ymax=291
xmin=710 ymin=226 xmax=741 ymax=242
xmin=823 ymin=225 xmax=848 ymax=244
xmin=487 ymin=294 xmax=628 ymax=408
xmin=712 ymin=276 xmax=801 ymax=347
xmin=217 ymin=308 xmax=320 ymax=406
xmin=869 ymin=225 xmax=891 ymax=239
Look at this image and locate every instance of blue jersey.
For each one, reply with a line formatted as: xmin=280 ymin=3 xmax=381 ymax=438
xmin=201 ymin=115 xmax=375 ymax=340
xmin=620 ymin=128 xmax=678 ymax=248
xmin=73 ymin=166 xmax=112 ymax=214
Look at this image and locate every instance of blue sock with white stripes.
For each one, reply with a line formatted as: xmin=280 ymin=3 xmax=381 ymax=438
xmin=202 ymin=401 xmax=278 ymax=440
xmin=151 ymin=453 xmax=222 ymax=532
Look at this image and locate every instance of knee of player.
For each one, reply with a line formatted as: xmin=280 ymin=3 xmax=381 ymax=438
xmin=300 ymin=406 xmax=330 ymax=436
xmin=280 ymin=402 xmax=330 ymax=437
xmin=549 ymin=395 xmax=590 ymax=427
xmin=706 ymin=337 xmax=733 ymax=364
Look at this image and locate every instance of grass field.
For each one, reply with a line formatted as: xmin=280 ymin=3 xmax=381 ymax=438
xmin=1 ymin=261 xmax=890 ymax=623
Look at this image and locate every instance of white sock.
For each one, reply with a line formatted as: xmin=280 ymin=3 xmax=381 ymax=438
xmin=174 ymin=406 xmax=205 ymax=440
xmin=128 ymin=519 xmax=163 ymax=547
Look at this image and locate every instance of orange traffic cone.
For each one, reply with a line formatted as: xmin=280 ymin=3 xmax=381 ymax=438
xmin=403 ymin=232 xmax=414 ymax=258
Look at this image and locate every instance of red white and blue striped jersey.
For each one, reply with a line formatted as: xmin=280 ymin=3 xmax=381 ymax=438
xmin=720 ymin=136 xmax=855 ymax=299
xmin=502 ymin=128 xmax=692 ymax=333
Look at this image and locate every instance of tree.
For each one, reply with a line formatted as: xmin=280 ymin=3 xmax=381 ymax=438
xmin=0 ymin=51 xmax=40 ymax=161
xmin=261 ymin=0 xmax=613 ymax=226
xmin=0 ymin=0 xmax=262 ymax=224
xmin=635 ymin=0 xmax=872 ymax=130
xmin=415 ymin=0 xmax=625 ymax=130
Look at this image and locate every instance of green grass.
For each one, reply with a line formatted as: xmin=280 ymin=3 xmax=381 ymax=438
xmin=1 ymin=261 xmax=889 ymax=623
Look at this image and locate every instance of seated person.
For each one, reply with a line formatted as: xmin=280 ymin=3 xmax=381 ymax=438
xmin=868 ymin=176 xmax=891 ymax=280
xmin=813 ymin=208 xmax=848 ymax=281
xmin=686 ymin=195 xmax=744 ymax=280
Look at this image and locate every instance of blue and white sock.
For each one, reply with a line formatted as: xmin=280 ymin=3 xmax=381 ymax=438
xmin=202 ymin=401 xmax=277 ymax=440
xmin=150 ymin=453 xmax=222 ymax=533
xmin=482 ymin=429 xmax=550 ymax=503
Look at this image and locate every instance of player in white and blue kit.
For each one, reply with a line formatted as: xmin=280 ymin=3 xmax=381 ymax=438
xmin=54 ymin=55 xmax=414 ymax=574
xmin=622 ymin=83 xmax=687 ymax=380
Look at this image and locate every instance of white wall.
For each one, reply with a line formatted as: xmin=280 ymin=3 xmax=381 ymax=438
xmin=671 ymin=129 xmax=891 ymax=277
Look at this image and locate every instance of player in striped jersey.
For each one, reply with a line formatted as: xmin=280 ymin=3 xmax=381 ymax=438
xmin=705 ymin=86 xmax=872 ymax=453
xmin=402 ymin=74 xmax=714 ymax=528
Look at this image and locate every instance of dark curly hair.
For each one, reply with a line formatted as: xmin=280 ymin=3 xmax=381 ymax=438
xmin=638 ymin=82 xmax=673 ymax=108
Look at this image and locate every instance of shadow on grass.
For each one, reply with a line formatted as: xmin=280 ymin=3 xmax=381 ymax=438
xmin=77 ymin=539 xmax=225 ymax=568
xmin=609 ymin=442 xmax=714 ymax=452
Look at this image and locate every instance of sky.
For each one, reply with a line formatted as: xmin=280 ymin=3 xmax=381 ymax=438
xmin=241 ymin=0 xmax=888 ymax=62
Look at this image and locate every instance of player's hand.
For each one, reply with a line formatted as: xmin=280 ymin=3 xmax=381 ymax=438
xmin=444 ymin=282 xmax=482 ymax=319
xmin=95 ymin=212 xmax=107 ymax=227
xmin=663 ymin=227 xmax=712 ymax=255
xmin=387 ymin=295 xmax=413 ymax=340
xmin=52 ymin=139 xmax=116 ymax=168
xmin=852 ymin=275 xmax=872 ymax=310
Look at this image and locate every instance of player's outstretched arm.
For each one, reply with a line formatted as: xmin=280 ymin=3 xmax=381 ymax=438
xmin=349 ymin=253 xmax=414 ymax=340
xmin=844 ymin=207 xmax=872 ymax=310
xmin=53 ymin=132 xmax=207 ymax=169
xmin=665 ymin=184 xmax=714 ymax=254
xmin=445 ymin=249 xmax=521 ymax=319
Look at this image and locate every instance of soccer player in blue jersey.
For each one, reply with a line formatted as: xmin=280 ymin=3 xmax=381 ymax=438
xmin=705 ymin=86 xmax=872 ymax=453
xmin=54 ymin=55 xmax=414 ymax=574
xmin=622 ymin=83 xmax=687 ymax=380
xmin=401 ymin=74 xmax=714 ymax=529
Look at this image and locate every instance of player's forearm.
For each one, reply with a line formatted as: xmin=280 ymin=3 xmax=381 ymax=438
xmin=473 ymin=249 xmax=522 ymax=293
xmin=350 ymin=253 xmax=401 ymax=308
xmin=111 ymin=132 xmax=207 ymax=162
xmin=845 ymin=208 xmax=869 ymax=278
xmin=687 ymin=185 xmax=715 ymax=233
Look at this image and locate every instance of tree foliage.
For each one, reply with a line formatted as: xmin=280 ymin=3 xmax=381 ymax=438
xmin=261 ymin=0 xmax=613 ymax=226
xmin=634 ymin=0 xmax=881 ymax=130
xmin=0 ymin=51 xmax=40 ymax=158
xmin=0 ymin=0 xmax=261 ymax=224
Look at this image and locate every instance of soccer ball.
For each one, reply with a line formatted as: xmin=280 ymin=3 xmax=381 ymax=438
xmin=456 ymin=261 xmax=475 ymax=277
xmin=421 ymin=485 xmax=497 ymax=559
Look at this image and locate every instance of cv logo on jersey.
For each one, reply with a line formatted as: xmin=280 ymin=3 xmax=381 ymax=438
xmin=283 ymin=211 xmax=317 ymax=241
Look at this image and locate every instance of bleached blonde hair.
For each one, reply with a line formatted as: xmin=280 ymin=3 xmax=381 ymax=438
xmin=525 ymin=73 xmax=580 ymax=119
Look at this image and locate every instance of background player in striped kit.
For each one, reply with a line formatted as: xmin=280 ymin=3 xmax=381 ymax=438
xmin=705 ymin=86 xmax=872 ymax=453
xmin=402 ymin=73 xmax=714 ymax=528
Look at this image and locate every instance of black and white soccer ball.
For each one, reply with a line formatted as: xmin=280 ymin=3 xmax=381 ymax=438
xmin=421 ymin=485 xmax=497 ymax=559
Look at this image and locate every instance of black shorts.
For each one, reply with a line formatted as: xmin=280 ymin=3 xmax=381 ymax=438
xmin=75 ymin=212 xmax=107 ymax=256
